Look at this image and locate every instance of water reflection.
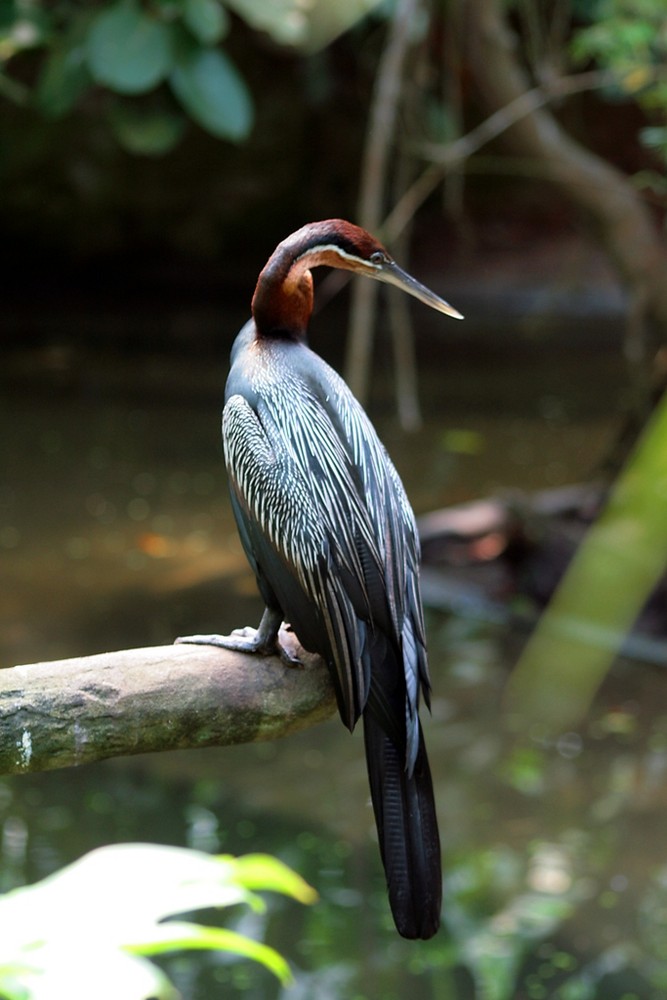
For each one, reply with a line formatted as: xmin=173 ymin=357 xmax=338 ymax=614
xmin=3 ymin=331 xmax=667 ymax=997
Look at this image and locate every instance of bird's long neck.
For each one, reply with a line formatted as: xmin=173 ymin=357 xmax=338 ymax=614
xmin=251 ymin=250 xmax=314 ymax=341
xmin=250 ymin=220 xmax=380 ymax=341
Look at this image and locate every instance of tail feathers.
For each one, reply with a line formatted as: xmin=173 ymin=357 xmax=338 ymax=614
xmin=363 ymin=711 xmax=442 ymax=939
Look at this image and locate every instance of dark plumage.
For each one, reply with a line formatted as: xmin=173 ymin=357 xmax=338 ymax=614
xmin=179 ymin=220 xmax=462 ymax=938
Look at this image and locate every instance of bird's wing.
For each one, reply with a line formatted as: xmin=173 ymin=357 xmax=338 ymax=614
xmin=336 ymin=383 xmax=427 ymax=647
xmin=223 ymin=390 xmax=382 ymax=729
xmin=328 ymin=376 xmax=430 ymax=768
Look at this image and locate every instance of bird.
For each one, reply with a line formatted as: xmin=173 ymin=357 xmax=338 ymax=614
xmin=177 ymin=219 xmax=463 ymax=939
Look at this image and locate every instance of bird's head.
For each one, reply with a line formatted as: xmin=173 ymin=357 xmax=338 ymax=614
xmin=252 ymin=219 xmax=462 ymax=338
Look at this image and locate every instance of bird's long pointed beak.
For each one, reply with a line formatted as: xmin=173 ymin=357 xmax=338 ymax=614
xmin=378 ymin=261 xmax=464 ymax=320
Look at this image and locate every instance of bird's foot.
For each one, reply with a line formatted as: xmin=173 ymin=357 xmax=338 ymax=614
xmin=175 ymin=626 xmax=302 ymax=668
xmin=175 ymin=626 xmax=273 ymax=654
xmin=275 ymin=639 xmax=303 ymax=669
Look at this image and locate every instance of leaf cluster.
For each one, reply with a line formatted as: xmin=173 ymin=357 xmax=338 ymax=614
xmin=0 ymin=0 xmax=253 ymax=155
xmin=0 ymin=842 xmax=316 ymax=999
xmin=571 ymin=0 xmax=667 ymax=166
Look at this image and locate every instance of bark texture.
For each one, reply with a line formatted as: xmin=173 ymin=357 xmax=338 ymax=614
xmin=467 ymin=0 xmax=667 ymax=331
xmin=0 ymin=631 xmax=336 ymax=776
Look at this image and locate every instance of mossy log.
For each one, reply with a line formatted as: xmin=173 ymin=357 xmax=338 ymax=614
xmin=0 ymin=630 xmax=336 ymax=776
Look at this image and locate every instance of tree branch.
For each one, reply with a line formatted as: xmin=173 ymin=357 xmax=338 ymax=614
xmin=382 ymin=68 xmax=618 ymax=243
xmin=466 ymin=0 xmax=667 ymax=331
xmin=0 ymin=631 xmax=336 ymax=776
xmin=344 ymin=0 xmax=421 ymax=404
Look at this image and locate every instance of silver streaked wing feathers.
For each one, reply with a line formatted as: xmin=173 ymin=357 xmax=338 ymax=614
xmin=223 ymin=392 xmax=373 ymax=726
xmin=223 ymin=354 xmax=428 ymax=748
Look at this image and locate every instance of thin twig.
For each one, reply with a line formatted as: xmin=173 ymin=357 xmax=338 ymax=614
xmin=383 ymin=69 xmax=619 ymax=242
xmin=344 ymin=0 xmax=422 ymax=402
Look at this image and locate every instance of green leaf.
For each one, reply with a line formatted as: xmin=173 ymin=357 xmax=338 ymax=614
xmin=86 ymin=0 xmax=172 ymax=95
xmin=125 ymin=921 xmax=292 ymax=984
xmin=2 ymin=946 xmax=178 ymax=1000
xmin=0 ymin=844 xmax=314 ymax=998
xmin=35 ymin=41 xmax=91 ymax=118
xmin=169 ymin=43 xmax=253 ymax=140
xmin=230 ymin=853 xmax=318 ymax=904
xmin=108 ymin=101 xmax=186 ymax=155
xmin=183 ymin=0 xmax=229 ymax=45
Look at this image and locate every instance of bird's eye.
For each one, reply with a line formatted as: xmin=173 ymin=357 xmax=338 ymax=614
xmin=370 ymin=251 xmax=386 ymax=266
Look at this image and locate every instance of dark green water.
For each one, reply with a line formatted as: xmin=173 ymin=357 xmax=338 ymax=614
xmin=3 ymin=321 xmax=667 ymax=999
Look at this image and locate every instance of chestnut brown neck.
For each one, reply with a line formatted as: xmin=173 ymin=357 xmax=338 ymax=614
xmin=250 ymin=219 xmax=383 ymax=340
xmin=251 ymin=252 xmax=314 ymax=341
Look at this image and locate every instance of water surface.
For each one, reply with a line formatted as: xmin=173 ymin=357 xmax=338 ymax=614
xmin=3 ymin=315 xmax=664 ymax=999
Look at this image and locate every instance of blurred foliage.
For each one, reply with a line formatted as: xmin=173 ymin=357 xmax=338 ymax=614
xmin=0 ymin=843 xmax=315 ymax=1000
xmin=0 ymin=0 xmax=382 ymax=156
xmin=0 ymin=0 xmax=253 ymax=152
xmin=572 ymin=0 xmax=667 ymax=172
xmin=1 ymin=0 xmax=664 ymax=161
xmin=2 ymin=566 xmax=665 ymax=1000
xmin=443 ymin=832 xmax=667 ymax=999
xmin=507 ymin=391 xmax=667 ymax=736
xmin=223 ymin=0 xmax=385 ymax=52
xmin=4 ymin=629 xmax=667 ymax=998
xmin=0 ymin=0 xmax=664 ymax=260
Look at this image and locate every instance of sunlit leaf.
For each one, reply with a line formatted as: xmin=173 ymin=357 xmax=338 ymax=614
xmin=0 ymin=844 xmax=314 ymax=999
xmin=24 ymin=843 xmax=256 ymax=933
xmin=224 ymin=0 xmax=384 ymax=52
xmin=86 ymin=0 xmax=172 ymax=95
xmin=2 ymin=946 xmax=177 ymax=1000
xmin=229 ymin=852 xmax=318 ymax=903
xmin=125 ymin=921 xmax=292 ymax=984
xmin=169 ymin=43 xmax=253 ymax=140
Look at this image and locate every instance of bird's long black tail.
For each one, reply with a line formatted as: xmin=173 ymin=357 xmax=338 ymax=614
xmin=363 ymin=710 xmax=441 ymax=939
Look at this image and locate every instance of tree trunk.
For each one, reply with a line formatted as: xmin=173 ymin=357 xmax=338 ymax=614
xmin=345 ymin=0 xmax=421 ymax=406
xmin=467 ymin=0 xmax=667 ymax=333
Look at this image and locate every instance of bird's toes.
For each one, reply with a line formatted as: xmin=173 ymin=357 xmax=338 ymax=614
xmin=230 ymin=626 xmax=257 ymax=639
xmin=276 ymin=643 xmax=304 ymax=669
xmin=174 ymin=633 xmax=227 ymax=647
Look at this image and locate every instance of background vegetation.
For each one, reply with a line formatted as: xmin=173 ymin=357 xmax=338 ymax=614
xmin=2 ymin=1 xmax=667 ymax=998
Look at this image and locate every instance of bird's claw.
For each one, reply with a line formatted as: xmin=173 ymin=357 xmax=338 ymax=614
xmin=175 ymin=627 xmax=303 ymax=667
xmin=276 ymin=642 xmax=303 ymax=668
xmin=174 ymin=633 xmax=232 ymax=648
xmin=175 ymin=628 xmax=268 ymax=653
xmin=230 ymin=626 xmax=258 ymax=639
